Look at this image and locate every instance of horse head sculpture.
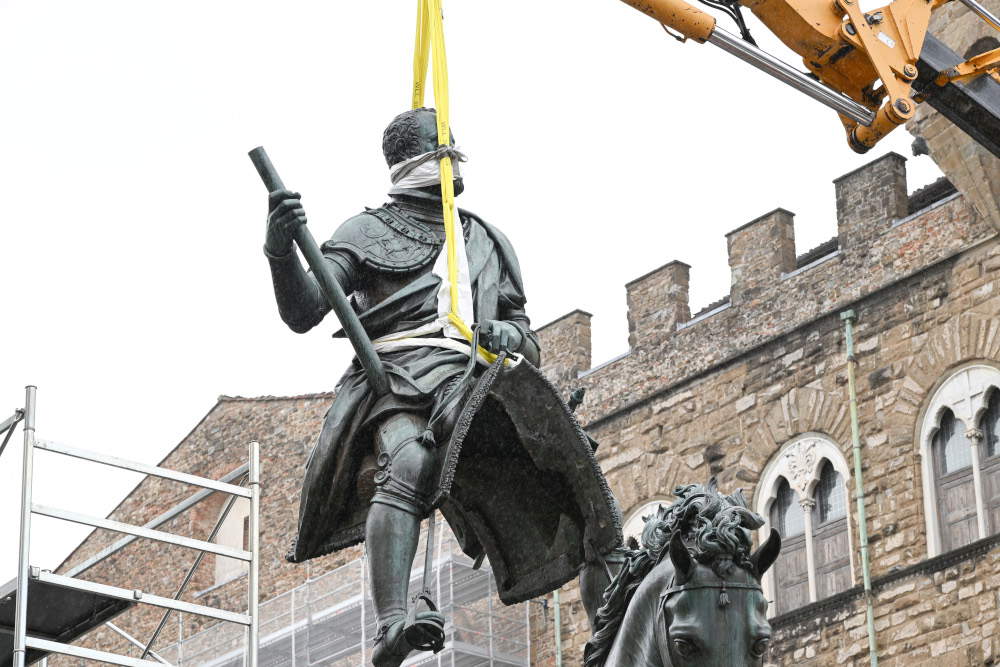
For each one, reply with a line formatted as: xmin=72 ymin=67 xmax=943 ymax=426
xmin=584 ymin=481 xmax=781 ymax=667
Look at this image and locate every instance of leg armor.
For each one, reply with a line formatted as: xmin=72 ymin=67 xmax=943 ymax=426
xmin=371 ymin=411 xmax=439 ymax=517
xmin=366 ymin=411 xmax=445 ymax=666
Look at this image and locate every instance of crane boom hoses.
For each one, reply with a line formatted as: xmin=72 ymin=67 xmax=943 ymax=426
xmin=616 ymin=1 xmax=876 ymax=126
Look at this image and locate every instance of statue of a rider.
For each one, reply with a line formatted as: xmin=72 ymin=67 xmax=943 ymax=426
xmin=263 ymin=108 xmax=620 ymax=666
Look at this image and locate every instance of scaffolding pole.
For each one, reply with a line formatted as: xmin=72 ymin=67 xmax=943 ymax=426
xmin=247 ymin=441 xmax=260 ymax=667
xmin=66 ymin=463 xmax=249 ymax=579
xmin=13 ymin=386 xmax=36 ymax=667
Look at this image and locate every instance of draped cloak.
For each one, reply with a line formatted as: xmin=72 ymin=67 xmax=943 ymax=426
xmin=287 ymin=209 xmax=531 ymax=563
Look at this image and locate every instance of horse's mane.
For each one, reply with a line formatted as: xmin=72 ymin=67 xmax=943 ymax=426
xmin=583 ymin=480 xmax=765 ymax=667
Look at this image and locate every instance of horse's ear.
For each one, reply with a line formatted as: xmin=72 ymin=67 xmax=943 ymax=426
xmin=750 ymin=528 xmax=782 ymax=576
xmin=668 ymin=532 xmax=694 ymax=583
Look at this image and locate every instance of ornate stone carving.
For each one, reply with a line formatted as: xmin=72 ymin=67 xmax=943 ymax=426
xmin=782 ymin=437 xmax=818 ymax=496
xmin=965 ymin=427 xmax=984 ymax=443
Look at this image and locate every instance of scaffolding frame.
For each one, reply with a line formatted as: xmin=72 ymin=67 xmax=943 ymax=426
xmin=158 ymin=517 xmax=531 ymax=667
xmin=9 ymin=386 xmax=261 ymax=667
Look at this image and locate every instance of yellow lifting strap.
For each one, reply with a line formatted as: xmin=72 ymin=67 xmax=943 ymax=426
xmin=411 ymin=0 xmax=501 ymax=365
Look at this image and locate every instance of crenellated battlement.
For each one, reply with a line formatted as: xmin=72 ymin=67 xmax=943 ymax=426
xmin=537 ymin=153 xmax=995 ymax=426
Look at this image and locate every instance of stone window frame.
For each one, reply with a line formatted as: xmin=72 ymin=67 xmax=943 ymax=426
xmin=754 ymin=432 xmax=856 ymax=617
xmin=918 ymin=362 xmax=1000 ymax=557
xmin=621 ymin=498 xmax=674 ymax=547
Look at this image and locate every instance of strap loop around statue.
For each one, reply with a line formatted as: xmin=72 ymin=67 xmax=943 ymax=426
xmin=409 ymin=0 xmax=509 ymax=367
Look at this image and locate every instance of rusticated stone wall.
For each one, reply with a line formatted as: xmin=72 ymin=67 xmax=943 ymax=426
xmin=529 ymin=153 xmax=1000 ymax=666
xmin=769 ymin=534 xmax=1000 ymax=665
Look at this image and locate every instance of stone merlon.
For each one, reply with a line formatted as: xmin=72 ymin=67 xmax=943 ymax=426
xmin=835 ymin=152 xmax=908 ymax=254
xmin=727 ymin=208 xmax=796 ymax=306
xmin=536 ymin=309 xmax=592 ymax=389
xmin=534 ymin=152 xmax=993 ymax=425
xmin=625 ymin=260 xmax=690 ymax=350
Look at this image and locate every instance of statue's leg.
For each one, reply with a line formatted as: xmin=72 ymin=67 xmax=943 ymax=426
xmin=367 ymin=411 xmax=442 ymax=667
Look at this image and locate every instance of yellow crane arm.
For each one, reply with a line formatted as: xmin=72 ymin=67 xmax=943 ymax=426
xmin=616 ymin=0 xmax=1000 ymax=155
xmin=618 ymin=0 xmax=717 ymax=41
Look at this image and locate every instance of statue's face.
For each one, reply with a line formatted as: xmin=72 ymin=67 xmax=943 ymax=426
xmin=412 ymin=110 xmax=464 ymax=196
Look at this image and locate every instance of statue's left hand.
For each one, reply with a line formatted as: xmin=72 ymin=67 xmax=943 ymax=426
xmin=480 ymin=320 xmax=523 ymax=355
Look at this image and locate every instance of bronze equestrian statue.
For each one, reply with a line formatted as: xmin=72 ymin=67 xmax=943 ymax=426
xmin=259 ymin=108 xmax=620 ymax=667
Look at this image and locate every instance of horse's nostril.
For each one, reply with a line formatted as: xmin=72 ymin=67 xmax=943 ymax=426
xmin=751 ymin=637 xmax=771 ymax=657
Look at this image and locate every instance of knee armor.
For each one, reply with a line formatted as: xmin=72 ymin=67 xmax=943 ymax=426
xmin=371 ymin=412 xmax=438 ymax=516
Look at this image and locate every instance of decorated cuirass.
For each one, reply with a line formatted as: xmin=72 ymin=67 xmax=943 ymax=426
xmin=321 ymin=205 xmax=468 ymax=274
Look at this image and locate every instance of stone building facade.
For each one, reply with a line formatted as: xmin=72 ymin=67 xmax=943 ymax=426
xmin=42 ymin=145 xmax=1000 ymax=667
xmin=531 ymin=150 xmax=1000 ymax=666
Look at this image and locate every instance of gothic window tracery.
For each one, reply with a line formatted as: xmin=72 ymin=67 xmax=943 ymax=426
xmin=920 ymin=364 xmax=1000 ymax=556
xmin=755 ymin=434 xmax=855 ymax=617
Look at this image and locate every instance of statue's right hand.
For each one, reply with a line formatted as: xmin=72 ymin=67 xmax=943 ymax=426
xmin=265 ymin=189 xmax=307 ymax=256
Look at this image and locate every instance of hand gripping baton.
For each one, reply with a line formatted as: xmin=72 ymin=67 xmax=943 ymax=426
xmin=249 ymin=146 xmax=390 ymax=397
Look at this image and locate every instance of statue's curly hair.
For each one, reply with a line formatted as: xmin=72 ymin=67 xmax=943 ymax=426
xmin=382 ymin=107 xmax=434 ymax=167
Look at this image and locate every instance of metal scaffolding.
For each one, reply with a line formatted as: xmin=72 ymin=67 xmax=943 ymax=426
xmin=3 ymin=386 xmax=262 ymax=667
xmin=158 ymin=520 xmax=530 ymax=667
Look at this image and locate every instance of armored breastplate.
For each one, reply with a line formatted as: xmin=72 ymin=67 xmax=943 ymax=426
xmin=356 ymin=207 xmax=442 ymax=273
xmin=323 ymin=204 xmax=471 ymax=312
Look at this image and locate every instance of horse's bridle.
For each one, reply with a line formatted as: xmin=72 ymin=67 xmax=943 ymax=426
xmin=660 ymin=579 xmax=763 ymax=608
xmin=651 ymin=579 xmax=766 ymax=667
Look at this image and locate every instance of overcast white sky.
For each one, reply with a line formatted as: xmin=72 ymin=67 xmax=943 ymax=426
xmin=0 ymin=1 xmax=942 ymax=581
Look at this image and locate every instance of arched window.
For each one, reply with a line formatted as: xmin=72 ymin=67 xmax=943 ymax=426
xmin=769 ymin=478 xmax=808 ymax=614
xmin=919 ymin=364 xmax=1000 ymax=556
xmin=755 ymin=434 xmax=855 ymax=616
